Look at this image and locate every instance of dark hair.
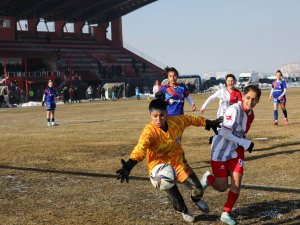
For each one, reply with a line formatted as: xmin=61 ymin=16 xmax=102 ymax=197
xmin=225 ymin=74 xmax=236 ymax=81
xmin=276 ymin=70 xmax=283 ymax=76
xmin=225 ymin=74 xmax=236 ymax=86
xmin=149 ymin=98 xmax=167 ymax=112
xmin=243 ymin=85 xmax=261 ymax=101
xmin=164 ymin=66 xmax=179 ymax=78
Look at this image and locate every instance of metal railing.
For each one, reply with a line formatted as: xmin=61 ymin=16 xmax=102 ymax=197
xmin=123 ymin=42 xmax=167 ymax=69
xmin=4 ymin=71 xmax=62 ymax=78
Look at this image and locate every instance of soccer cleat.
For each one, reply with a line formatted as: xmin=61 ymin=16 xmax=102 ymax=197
xmin=220 ymin=212 xmax=237 ymax=225
xmin=51 ymin=122 xmax=55 ymax=126
xmin=181 ymin=209 xmax=195 ymax=223
xmin=47 ymin=122 xmax=51 ymax=127
xmin=273 ymin=120 xmax=278 ymax=126
xmin=192 ymin=198 xmax=209 ymax=213
xmin=200 ymin=171 xmax=211 ymax=190
xmin=284 ymin=118 xmax=288 ymax=125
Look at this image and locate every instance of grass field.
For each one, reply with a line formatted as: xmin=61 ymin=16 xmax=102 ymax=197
xmin=0 ymin=88 xmax=299 ymax=225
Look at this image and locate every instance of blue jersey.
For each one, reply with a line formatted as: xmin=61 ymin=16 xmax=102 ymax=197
xmin=44 ymin=87 xmax=56 ymax=110
xmin=272 ymin=80 xmax=287 ymax=99
xmin=159 ymin=83 xmax=190 ymax=116
xmin=44 ymin=87 xmax=56 ymax=103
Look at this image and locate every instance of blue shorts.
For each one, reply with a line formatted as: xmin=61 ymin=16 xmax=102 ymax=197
xmin=273 ymin=96 xmax=286 ymax=104
xmin=46 ymin=102 xmax=56 ymax=111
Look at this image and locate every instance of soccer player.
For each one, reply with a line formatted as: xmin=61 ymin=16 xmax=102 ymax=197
xmin=200 ymin=74 xmax=242 ymax=143
xmin=156 ymin=67 xmax=196 ymax=116
xmin=269 ymin=70 xmax=288 ymax=125
xmin=42 ymin=80 xmax=57 ymax=126
xmin=116 ymin=98 xmax=222 ymax=223
xmin=200 ymin=74 xmax=242 ymax=118
xmin=200 ymin=85 xmax=261 ymax=225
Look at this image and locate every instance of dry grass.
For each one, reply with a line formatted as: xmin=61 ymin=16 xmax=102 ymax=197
xmin=0 ymin=88 xmax=299 ymax=225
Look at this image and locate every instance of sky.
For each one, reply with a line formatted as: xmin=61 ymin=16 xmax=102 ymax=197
xmin=122 ymin=0 xmax=300 ymax=76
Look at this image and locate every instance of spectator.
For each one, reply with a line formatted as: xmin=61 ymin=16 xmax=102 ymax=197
xmin=87 ymin=85 xmax=93 ymax=101
xmin=152 ymin=80 xmax=161 ymax=97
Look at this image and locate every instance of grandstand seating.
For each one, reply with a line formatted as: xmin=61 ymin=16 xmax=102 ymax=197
xmin=0 ymin=35 xmax=162 ymax=82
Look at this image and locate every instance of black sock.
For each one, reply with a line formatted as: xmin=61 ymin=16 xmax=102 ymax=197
xmin=283 ymin=109 xmax=288 ymax=118
xmin=47 ymin=118 xmax=50 ymax=122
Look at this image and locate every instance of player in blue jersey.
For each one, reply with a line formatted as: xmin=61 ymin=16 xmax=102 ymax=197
xmin=156 ymin=67 xmax=196 ymax=116
xmin=42 ymin=80 xmax=57 ymax=126
xmin=269 ymin=70 xmax=288 ymax=126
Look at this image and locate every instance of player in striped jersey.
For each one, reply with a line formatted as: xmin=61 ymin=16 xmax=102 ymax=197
xmin=200 ymin=85 xmax=261 ymax=225
xmin=201 ymin=74 xmax=242 ymax=143
xmin=156 ymin=67 xmax=196 ymax=116
xmin=116 ymin=98 xmax=222 ymax=223
xmin=269 ymin=70 xmax=288 ymax=126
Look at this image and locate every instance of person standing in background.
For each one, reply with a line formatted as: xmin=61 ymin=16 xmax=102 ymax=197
xmin=269 ymin=70 xmax=288 ymax=126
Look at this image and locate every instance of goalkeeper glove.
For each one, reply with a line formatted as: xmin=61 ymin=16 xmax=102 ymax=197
xmin=247 ymin=142 xmax=254 ymax=153
xmin=42 ymin=101 xmax=45 ymax=107
xmin=205 ymin=116 xmax=223 ymax=134
xmin=116 ymin=159 xmax=137 ymax=183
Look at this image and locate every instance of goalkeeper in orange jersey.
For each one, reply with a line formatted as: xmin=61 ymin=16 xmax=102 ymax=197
xmin=116 ymin=98 xmax=222 ymax=223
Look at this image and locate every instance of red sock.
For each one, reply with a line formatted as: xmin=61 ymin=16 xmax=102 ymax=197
xmin=207 ymin=175 xmax=215 ymax=186
xmin=224 ymin=191 xmax=239 ymax=213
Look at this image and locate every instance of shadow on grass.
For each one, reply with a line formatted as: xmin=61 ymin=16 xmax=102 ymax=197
xmin=0 ymin=164 xmax=147 ymax=181
xmin=246 ymin=148 xmax=300 ymax=162
xmin=254 ymin=141 xmax=300 ymax=152
xmin=233 ymin=200 xmax=300 ymax=224
xmin=1 ymin=165 xmax=299 ymax=194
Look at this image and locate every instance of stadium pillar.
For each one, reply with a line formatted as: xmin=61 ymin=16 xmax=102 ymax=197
xmin=91 ymin=22 xmax=109 ymax=44
xmin=27 ymin=19 xmax=39 ymax=37
xmin=0 ymin=17 xmax=16 ymax=41
xmin=74 ymin=22 xmax=84 ymax=39
xmin=111 ymin=17 xmax=123 ymax=48
xmin=55 ymin=20 xmax=66 ymax=38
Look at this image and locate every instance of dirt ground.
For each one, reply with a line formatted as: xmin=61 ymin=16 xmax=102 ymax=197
xmin=0 ymin=88 xmax=299 ymax=225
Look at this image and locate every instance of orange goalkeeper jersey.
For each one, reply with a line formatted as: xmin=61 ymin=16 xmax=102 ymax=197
xmin=129 ymin=114 xmax=206 ymax=182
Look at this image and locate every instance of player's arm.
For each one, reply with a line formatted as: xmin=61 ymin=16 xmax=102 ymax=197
xmin=42 ymin=93 xmax=46 ymax=107
xmin=278 ymin=81 xmax=287 ymax=99
xmin=200 ymin=90 xmax=220 ymax=113
xmin=185 ymin=96 xmax=196 ymax=111
xmin=183 ymin=114 xmax=222 ymax=134
xmin=116 ymin=126 xmax=152 ymax=183
xmin=269 ymin=88 xmax=274 ymax=101
xmin=218 ymin=107 xmax=253 ymax=152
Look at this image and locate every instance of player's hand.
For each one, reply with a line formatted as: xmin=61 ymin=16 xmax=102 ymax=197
xmin=191 ymin=103 xmax=196 ymax=111
xmin=247 ymin=142 xmax=254 ymax=153
xmin=278 ymin=96 xmax=282 ymax=100
xmin=116 ymin=159 xmax=137 ymax=183
xmin=205 ymin=117 xmax=223 ymax=134
xmin=200 ymin=109 xmax=205 ymax=114
xmin=42 ymin=101 xmax=45 ymax=107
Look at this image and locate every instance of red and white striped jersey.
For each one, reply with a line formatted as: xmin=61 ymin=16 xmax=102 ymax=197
xmin=211 ymin=102 xmax=254 ymax=162
xmin=201 ymin=87 xmax=242 ymax=118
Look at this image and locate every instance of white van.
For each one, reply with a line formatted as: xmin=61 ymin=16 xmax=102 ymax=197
xmin=237 ymin=71 xmax=259 ymax=89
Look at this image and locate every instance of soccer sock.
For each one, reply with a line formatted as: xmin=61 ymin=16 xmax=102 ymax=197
xmin=51 ymin=118 xmax=55 ymax=122
xmin=274 ymin=110 xmax=278 ymax=121
xmin=224 ymin=191 xmax=239 ymax=213
xmin=283 ymin=109 xmax=288 ymax=118
xmin=47 ymin=118 xmax=50 ymax=123
xmin=207 ymin=175 xmax=216 ymax=188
